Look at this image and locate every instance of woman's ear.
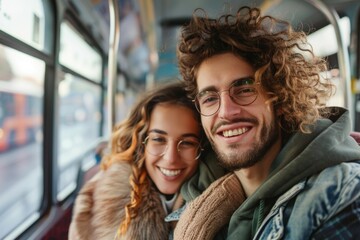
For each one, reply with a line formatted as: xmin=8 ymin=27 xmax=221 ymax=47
xmin=275 ymin=107 xmax=283 ymax=117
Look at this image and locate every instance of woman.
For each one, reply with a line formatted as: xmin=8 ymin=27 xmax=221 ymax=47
xmin=68 ymin=81 xmax=205 ymax=240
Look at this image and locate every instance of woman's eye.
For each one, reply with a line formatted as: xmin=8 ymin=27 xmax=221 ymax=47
xmin=179 ymin=140 xmax=199 ymax=148
xmin=150 ymin=137 xmax=166 ymax=144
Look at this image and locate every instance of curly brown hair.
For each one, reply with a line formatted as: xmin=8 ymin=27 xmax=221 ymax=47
xmin=177 ymin=6 xmax=334 ymax=133
xmin=100 ymin=80 xmax=204 ymax=237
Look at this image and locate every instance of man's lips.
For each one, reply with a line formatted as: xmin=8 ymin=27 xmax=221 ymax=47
xmin=222 ymin=127 xmax=250 ymax=137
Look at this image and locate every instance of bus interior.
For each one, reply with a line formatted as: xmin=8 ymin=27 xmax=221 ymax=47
xmin=0 ymin=0 xmax=359 ymax=239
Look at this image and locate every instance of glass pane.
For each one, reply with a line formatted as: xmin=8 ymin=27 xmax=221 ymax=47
xmin=57 ymin=73 xmax=102 ymax=200
xmin=0 ymin=0 xmax=51 ymax=53
xmin=307 ymin=17 xmax=350 ymax=58
xmin=0 ymin=45 xmax=44 ymax=239
xmin=304 ymin=16 xmax=351 ymax=108
xmin=59 ymin=21 xmax=103 ymax=83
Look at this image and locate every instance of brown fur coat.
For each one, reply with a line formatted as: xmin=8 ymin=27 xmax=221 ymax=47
xmin=68 ymin=162 xmax=171 ymax=240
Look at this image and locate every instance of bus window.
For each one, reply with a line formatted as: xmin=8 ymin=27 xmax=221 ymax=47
xmin=307 ymin=16 xmax=351 ymax=108
xmin=57 ymin=19 xmax=104 ymax=201
xmin=59 ymin=21 xmax=103 ymax=83
xmin=0 ymin=45 xmax=45 ymax=240
xmin=57 ymin=72 xmax=102 ymax=201
xmin=0 ymin=0 xmax=52 ymax=54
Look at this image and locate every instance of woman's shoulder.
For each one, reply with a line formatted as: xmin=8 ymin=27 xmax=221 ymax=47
xmin=69 ymin=162 xmax=133 ymax=239
xmin=73 ymin=161 xmax=133 ymax=213
xmin=103 ymin=161 xmax=132 ymax=178
xmin=93 ymin=162 xmax=133 ymax=196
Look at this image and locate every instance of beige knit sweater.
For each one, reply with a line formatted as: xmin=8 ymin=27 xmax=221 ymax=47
xmin=174 ymin=173 xmax=246 ymax=240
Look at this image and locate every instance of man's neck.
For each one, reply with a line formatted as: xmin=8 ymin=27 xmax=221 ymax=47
xmin=234 ymin=136 xmax=282 ymax=197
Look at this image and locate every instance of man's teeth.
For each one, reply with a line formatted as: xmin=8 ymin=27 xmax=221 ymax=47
xmin=159 ymin=168 xmax=181 ymax=177
xmin=223 ymin=127 xmax=249 ymax=137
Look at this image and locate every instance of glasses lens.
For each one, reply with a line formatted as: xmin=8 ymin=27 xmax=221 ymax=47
xmin=144 ymin=136 xmax=167 ymax=156
xmin=195 ymin=91 xmax=220 ymax=116
xmin=177 ymin=139 xmax=202 ymax=160
xmin=230 ymin=78 xmax=258 ymax=106
xmin=230 ymin=85 xmax=258 ymax=106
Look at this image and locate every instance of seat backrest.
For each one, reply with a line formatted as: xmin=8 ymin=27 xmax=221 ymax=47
xmin=350 ymin=132 xmax=360 ymax=145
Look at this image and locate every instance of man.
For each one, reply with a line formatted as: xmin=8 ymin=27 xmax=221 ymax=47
xmin=173 ymin=6 xmax=360 ymax=240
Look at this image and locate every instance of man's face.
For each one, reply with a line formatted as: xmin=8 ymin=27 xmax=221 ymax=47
xmin=196 ymin=52 xmax=280 ymax=171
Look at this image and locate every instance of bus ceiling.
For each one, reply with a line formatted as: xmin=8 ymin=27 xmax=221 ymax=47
xmin=136 ymin=0 xmax=358 ymax=127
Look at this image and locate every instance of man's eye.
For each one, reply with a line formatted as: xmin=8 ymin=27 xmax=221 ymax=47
xmin=199 ymin=92 xmax=219 ymax=105
xmin=233 ymin=87 xmax=257 ymax=97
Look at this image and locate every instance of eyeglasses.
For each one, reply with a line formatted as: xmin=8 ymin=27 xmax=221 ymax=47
xmin=194 ymin=77 xmax=258 ymax=116
xmin=143 ymin=134 xmax=203 ymax=160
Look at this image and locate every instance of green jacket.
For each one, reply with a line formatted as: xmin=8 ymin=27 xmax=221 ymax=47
xmin=180 ymin=107 xmax=360 ymax=239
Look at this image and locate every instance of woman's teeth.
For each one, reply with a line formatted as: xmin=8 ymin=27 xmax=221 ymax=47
xmin=159 ymin=168 xmax=181 ymax=177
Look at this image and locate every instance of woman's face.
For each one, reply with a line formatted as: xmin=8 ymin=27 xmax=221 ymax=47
xmin=144 ymin=103 xmax=201 ymax=195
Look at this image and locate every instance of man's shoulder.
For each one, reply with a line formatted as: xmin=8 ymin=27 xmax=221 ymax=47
xmin=254 ymin=162 xmax=360 ymax=239
xmin=293 ymin=161 xmax=360 ymax=218
xmin=312 ymin=161 xmax=360 ymax=184
xmin=304 ymin=162 xmax=360 ymax=199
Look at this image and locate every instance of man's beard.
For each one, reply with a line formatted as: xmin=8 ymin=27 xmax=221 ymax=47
xmin=211 ymin=120 xmax=279 ymax=172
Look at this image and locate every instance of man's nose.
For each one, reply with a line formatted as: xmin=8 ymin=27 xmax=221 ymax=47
xmin=218 ymin=91 xmax=242 ymax=119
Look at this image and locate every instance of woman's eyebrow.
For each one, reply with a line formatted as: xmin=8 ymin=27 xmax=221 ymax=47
xmin=147 ymin=131 xmax=199 ymax=141
xmin=148 ymin=129 xmax=167 ymax=135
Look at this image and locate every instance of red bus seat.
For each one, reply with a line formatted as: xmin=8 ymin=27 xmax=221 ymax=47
xmin=350 ymin=131 xmax=360 ymax=145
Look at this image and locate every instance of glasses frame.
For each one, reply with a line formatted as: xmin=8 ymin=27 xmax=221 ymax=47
xmin=193 ymin=79 xmax=258 ymax=116
xmin=143 ymin=136 xmax=203 ymax=160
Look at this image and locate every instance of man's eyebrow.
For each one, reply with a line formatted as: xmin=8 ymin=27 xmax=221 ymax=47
xmin=198 ymin=85 xmax=217 ymax=96
xmin=198 ymin=76 xmax=254 ymax=94
xmin=233 ymin=77 xmax=255 ymax=86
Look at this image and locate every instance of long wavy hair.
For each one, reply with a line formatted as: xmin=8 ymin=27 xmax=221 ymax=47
xmin=177 ymin=6 xmax=335 ymax=133
xmin=100 ymin=80 xmax=203 ymax=237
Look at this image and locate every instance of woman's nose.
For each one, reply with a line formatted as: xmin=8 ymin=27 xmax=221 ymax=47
xmin=162 ymin=143 xmax=181 ymax=163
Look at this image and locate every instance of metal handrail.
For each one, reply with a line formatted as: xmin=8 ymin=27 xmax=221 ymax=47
xmin=107 ymin=0 xmax=120 ymax=135
xmin=305 ymin=0 xmax=354 ymax=130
